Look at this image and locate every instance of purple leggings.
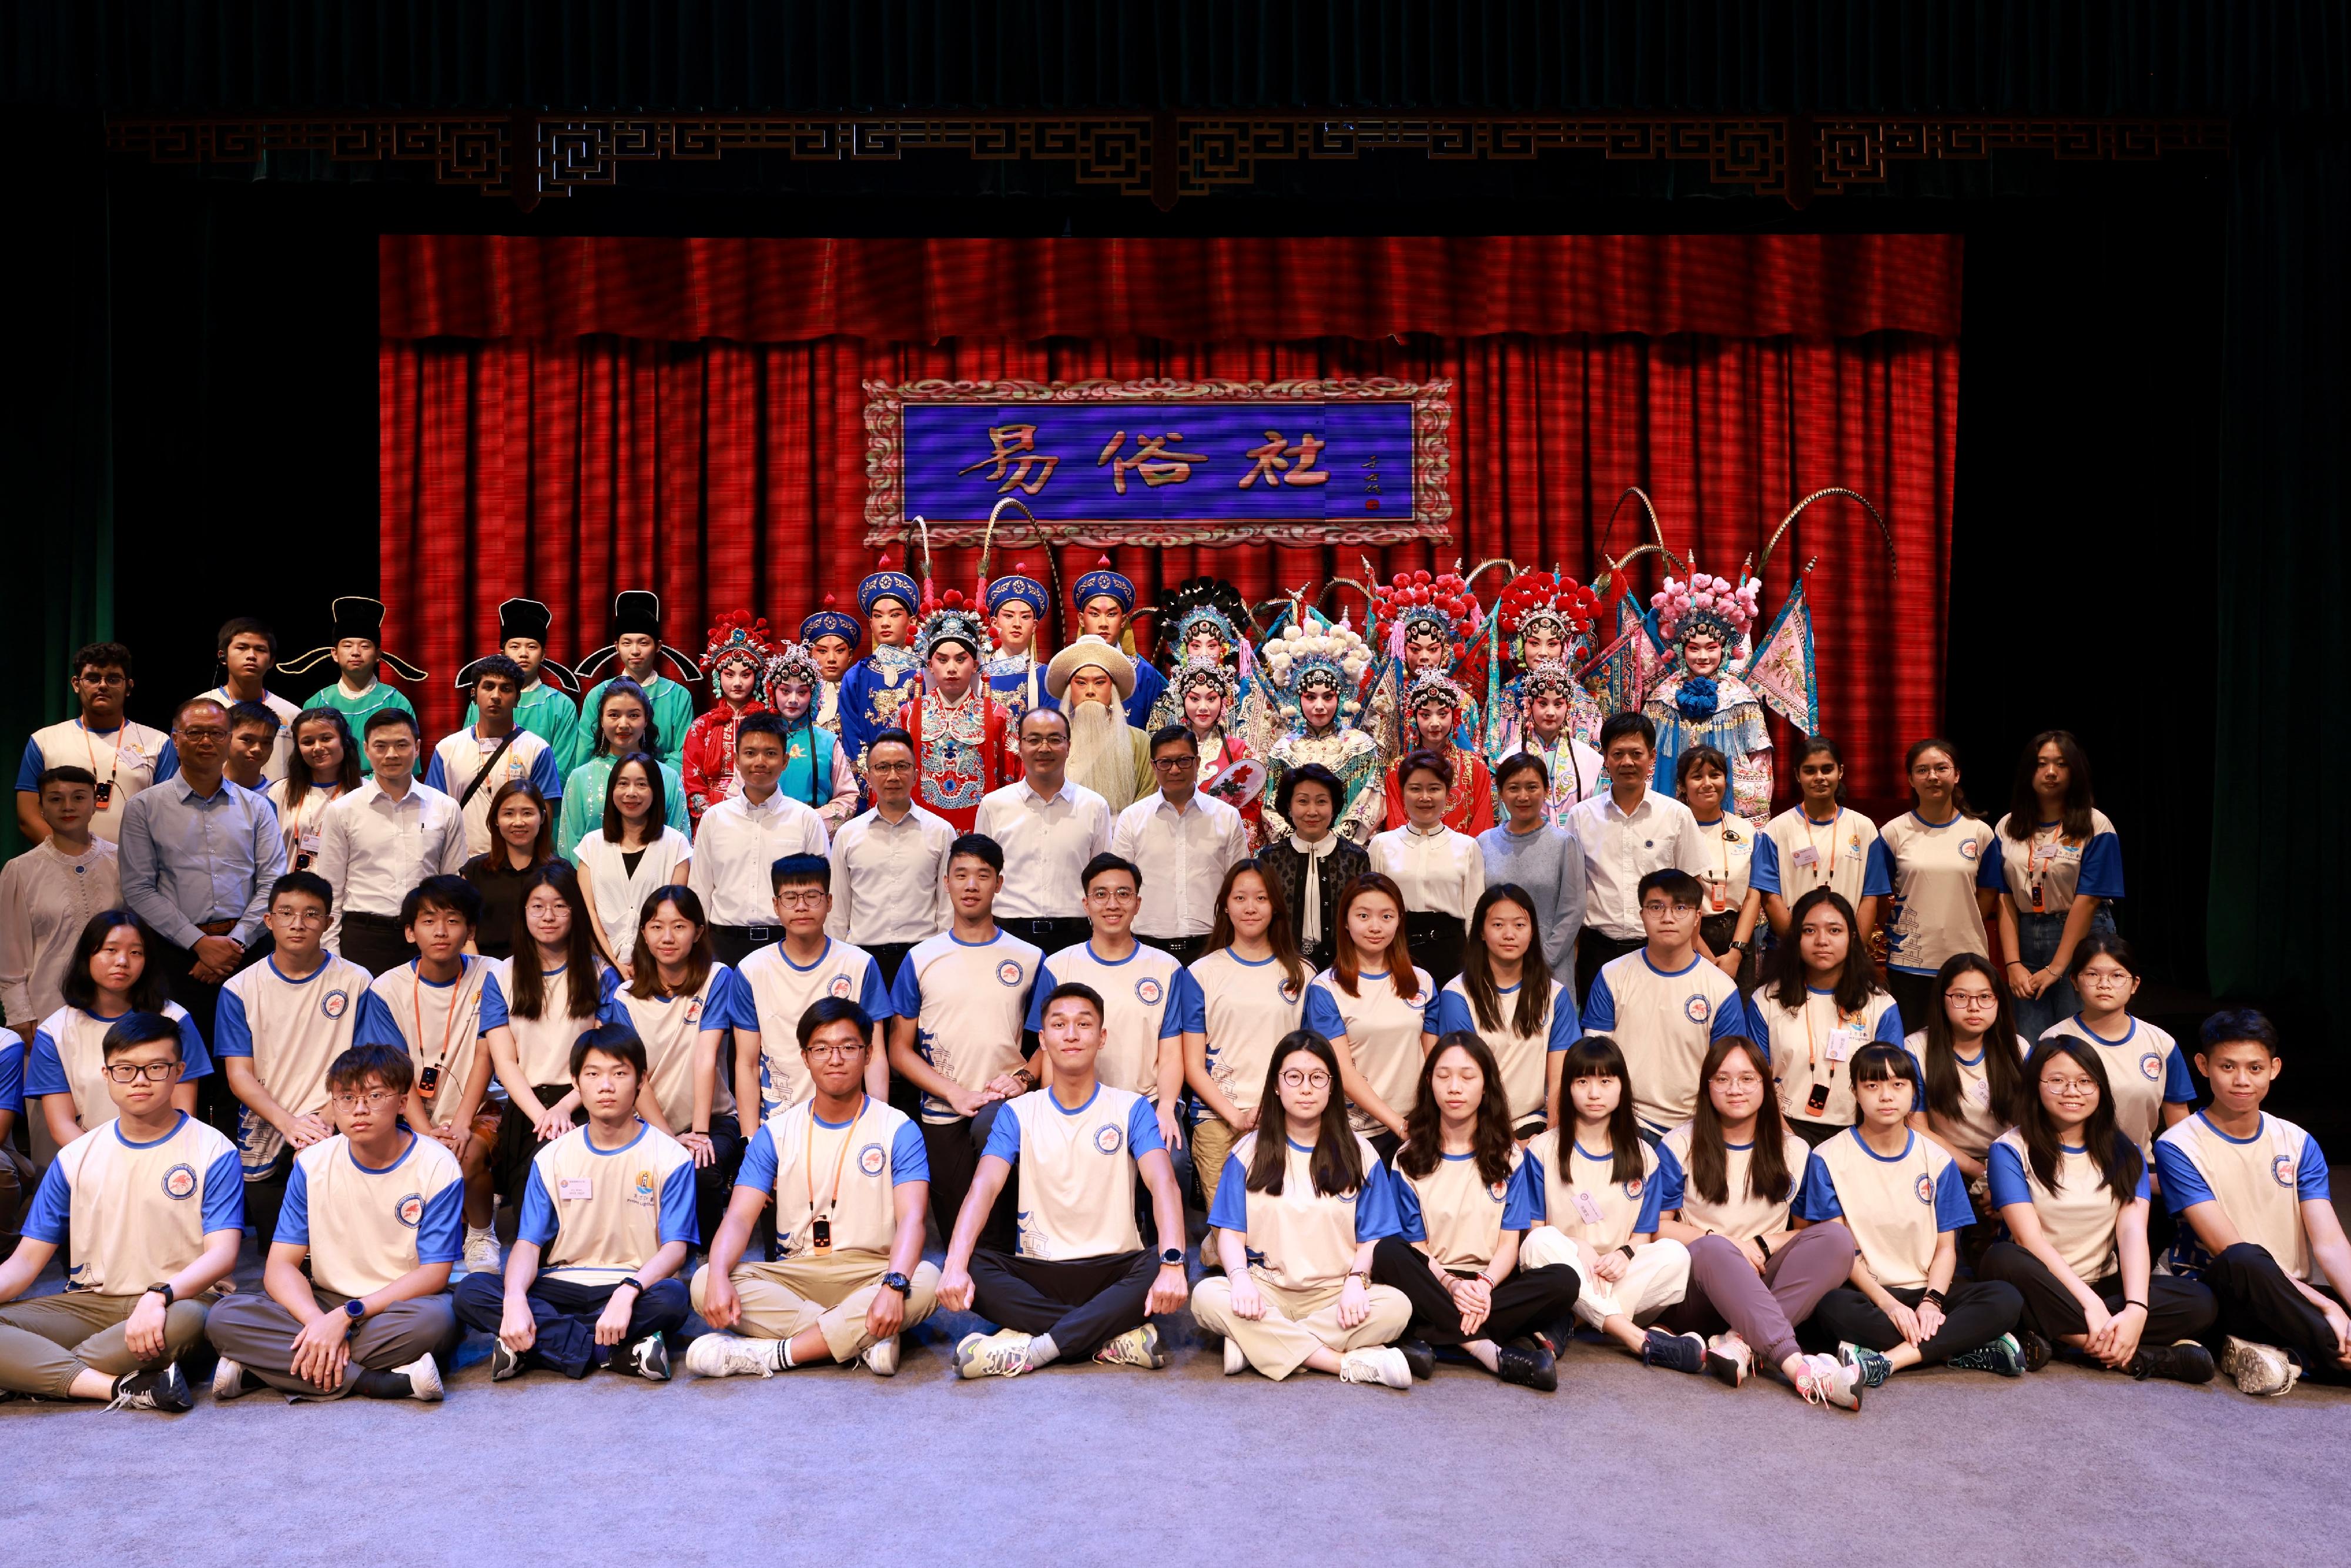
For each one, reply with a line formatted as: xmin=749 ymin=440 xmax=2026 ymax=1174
xmin=1656 ymin=1224 xmax=1858 ymax=1368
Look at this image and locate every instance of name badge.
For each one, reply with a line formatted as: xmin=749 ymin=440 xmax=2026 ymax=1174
xmin=558 ymin=1177 xmax=593 ymax=1201
xmin=1571 ymin=1190 xmax=1607 ymax=1226
xmin=1823 ymin=1032 xmax=1856 ymax=1064
xmin=478 ymin=734 xmax=502 ymax=755
xmin=1968 ymin=1078 xmax=1991 ymax=1107
xmin=298 ymin=830 xmax=322 ymax=856
xmin=1790 ymin=845 xmax=1820 ymax=869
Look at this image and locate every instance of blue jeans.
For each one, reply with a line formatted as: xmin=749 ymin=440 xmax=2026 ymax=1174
xmin=2011 ymin=904 xmax=2117 ymax=1044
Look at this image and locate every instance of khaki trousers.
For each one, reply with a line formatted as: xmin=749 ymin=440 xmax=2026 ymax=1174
xmin=0 ymin=1291 xmax=210 ymax=1398
xmin=691 ymin=1252 xmax=940 ymax=1363
xmin=203 ymin=1286 xmax=458 ymax=1399
xmin=1191 ymin=1272 xmax=1411 ymax=1381
xmin=1521 ymin=1228 xmax=1691 ymax=1329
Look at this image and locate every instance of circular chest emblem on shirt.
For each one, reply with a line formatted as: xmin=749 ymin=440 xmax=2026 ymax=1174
xmin=1959 ymin=838 xmax=1980 ymax=861
xmin=1683 ymin=994 xmax=1712 ymax=1024
xmin=2139 ymin=1052 xmax=2163 ymax=1081
xmin=1914 ymin=1173 xmax=1936 ymax=1205
xmin=162 ymin=1163 xmax=198 ymax=1201
xmin=997 ymin=960 xmax=1025 ymax=987
xmin=2272 ymin=1154 xmax=2297 ymax=1188
xmin=1279 ymin=979 xmax=1302 ymax=1003
xmin=684 ymin=998 xmax=705 ymax=1024
xmin=1094 ymin=1124 xmax=1124 ymax=1155
xmin=828 ymin=974 xmax=855 ymax=1000
xmin=321 ymin=989 xmax=350 ymax=1020
xmin=859 ymin=1143 xmax=888 ymax=1177
xmin=1620 ymin=1176 xmax=1644 ymax=1201
xmin=1136 ymin=976 xmax=1164 ymax=1007
xmin=395 ymin=1192 xmax=425 ymax=1228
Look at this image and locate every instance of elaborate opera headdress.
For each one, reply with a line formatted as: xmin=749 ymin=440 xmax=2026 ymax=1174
xmin=1513 ymin=659 xmax=1584 ymax=705
xmin=579 ymin=591 xmax=702 ymax=685
xmin=699 ymin=611 xmax=779 ymax=680
xmin=1071 ymin=556 xmax=1136 ymax=615
xmin=1495 ymin=572 xmax=1603 ymax=666
xmin=1157 ymin=577 xmax=1255 ymax=681
xmin=1374 ymin=569 xmax=1482 ymax=668
xmin=761 ymin=638 xmax=823 ymax=702
xmin=1259 ymin=615 xmax=1372 ymax=723
xmin=1173 ymin=652 xmax=1238 ymax=708
xmin=1652 ymin=569 xmax=1760 ymax=647
xmin=984 ymin=562 xmax=1050 ymax=619
xmin=1404 ymin=667 xmax=1471 ymax=716
xmin=279 ymin=595 xmax=433 ymax=686
xmin=798 ymin=595 xmax=862 ymax=651
xmin=913 ymin=589 xmax=992 ymax=666
xmin=857 ymin=555 xmax=921 ymax=617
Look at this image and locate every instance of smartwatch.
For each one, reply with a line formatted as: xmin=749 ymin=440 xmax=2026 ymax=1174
xmin=1159 ymin=1247 xmax=1185 ymax=1268
xmin=343 ymin=1297 xmax=367 ymax=1322
xmin=882 ymin=1272 xmax=912 ymax=1296
xmin=145 ymin=1281 xmax=175 ymax=1308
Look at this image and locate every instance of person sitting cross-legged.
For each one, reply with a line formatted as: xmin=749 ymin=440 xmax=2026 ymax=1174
xmin=688 ymin=997 xmax=940 ymax=1379
xmin=205 ymin=1043 xmax=462 ymax=1403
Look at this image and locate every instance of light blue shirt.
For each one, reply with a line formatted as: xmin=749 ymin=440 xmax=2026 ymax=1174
xmin=117 ymin=773 xmax=286 ymax=948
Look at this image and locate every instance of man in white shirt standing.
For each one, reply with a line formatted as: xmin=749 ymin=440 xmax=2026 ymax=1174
xmin=313 ymin=708 xmax=469 ymax=976
xmin=16 ymin=641 xmax=174 ymax=846
xmin=823 ymin=728 xmax=952 ymax=987
xmin=0 ymin=767 xmax=122 ymax=1037
xmin=421 ymin=655 xmax=565 ymax=857
xmin=1565 ymin=712 xmax=1707 ymax=1005
xmin=973 ymin=707 xmax=1112 ymax=957
xmin=1113 ymin=725 xmax=1247 ymax=965
xmin=689 ymin=712 xmax=831 ymax=967
xmin=202 ymin=617 xmax=303 ymax=785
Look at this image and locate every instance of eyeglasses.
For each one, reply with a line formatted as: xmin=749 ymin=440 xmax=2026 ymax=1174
xmin=775 ymin=890 xmax=827 ymax=909
xmin=330 ymin=1089 xmax=402 ymax=1110
xmin=1709 ymin=1073 xmax=1763 ymax=1090
xmin=176 ymin=726 xmax=229 ymax=742
xmin=1640 ymin=902 xmax=1692 ymax=917
xmin=1151 ymin=755 xmax=1199 ymax=770
xmin=103 ymin=1061 xmax=178 ymax=1083
xmin=1945 ymin=990 xmax=1998 ymax=1009
xmin=802 ymin=1043 xmax=866 ymax=1062
xmin=77 ymin=672 xmax=128 ymax=686
xmin=1279 ymin=1070 xmax=1332 ymax=1091
xmin=2043 ymin=1076 xmax=2098 ymax=1096
xmin=2077 ymin=970 xmax=2134 ymax=989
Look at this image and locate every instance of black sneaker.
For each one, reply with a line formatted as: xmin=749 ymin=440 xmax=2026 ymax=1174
xmin=1396 ymin=1338 xmax=1435 ymax=1381
xmin=1494 ymin=1341 xmax=1558 ymax=1392
xmin=490 ymin=1340 xmax=525 ymax=1382
xmin=2129 ymin=1339 xmax=2217 ymax=1384
xmin=1642 ymin=1329 xmax=1706 ymax=1375
xmin=2018 ymin=1328 xmax=2054 ymax=1372
xmin=623 ymin=1332 xmax=671 ymax=1382
xmin=109 ymin=1363 xmax=192 ymax=1413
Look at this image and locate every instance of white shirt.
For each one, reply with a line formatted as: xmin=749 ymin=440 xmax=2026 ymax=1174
xmin=206 ymin=686 xmax=303 ymax=783
xmin=686 ymin=789 xmax=831 ymax=927
xmin=1566 ymin=788 xmax=1707 ymax=940
xmin=824 ymin=803 xmax=954 ymax=946
xmin=1112 ymin=789 xmax=1247 ymax=939
xmin=973 ymin=778 xmax=1113 ymax=920
xmin=314 ymin=777 xmax=470 ymax=942
xmin=1369 ymin=823 xmax=1486 ymax=920
xmin=22 ymin=718 xmax=172 ymax=842
xmin=0 ymin=837 xmax=120 ymax=1023
xmin=572 ymin=826 xmax=693 ymax=961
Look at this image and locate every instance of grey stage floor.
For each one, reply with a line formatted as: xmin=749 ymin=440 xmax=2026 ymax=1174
xmin=4 ymin=1279 xmax=2345 ymax=1567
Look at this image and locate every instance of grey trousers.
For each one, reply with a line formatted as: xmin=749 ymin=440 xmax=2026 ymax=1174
xmin=0 ymin=1291 xmax=211 ymax=1398
xmin=204 ymin=1286 xmax=459 ymax=1399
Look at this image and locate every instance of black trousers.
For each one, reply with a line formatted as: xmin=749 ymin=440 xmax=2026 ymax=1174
xmin=689 ymin=1113 xmax=748 ymax=1257
xmin=2201 ymin=1242 xmax=2351 ymax=1383
xmin=340 ymin=911 xmax=417 ymax=977
xmin=243 ymin=1147 xmax=296 ymax=1254
xmin=1405 ymin=911 xmax=1466 ymax=991
xmin=1883 ymin=967 xmax=1941 ymax=1037
xmin=866 ymin=941 xmax=917 ymax=988
xmin=452 ymin=1270 xmax=691 ymax=1378
xmin=1138 ymin=933 xmax=1211 ymax=964
xmin=1804 ymin=1279 xmax=2022 ymax=1363
xmin=1573 ymin=929 xmax=1646 ymax=1011
xmin=491 ymin=1082 xmax=582 ymax=1208
xmin=1001 ymin=916 xmax=1092 ymax=955
xmin=708 ymin=924 xmax=781 ymax=969
xmin=1975 ymin=1242 xmax=2219 ymax=1347
xmin=1370 ymin=1235 xmax=1581 ymax=1347
xmin=923 ymin=1110 xmax=1018 ymax=1252
xmin=967 ymin=1248 xmax=1156 ymax=1361
xmin=1696 ymin=913 xmax=1759 ymax=992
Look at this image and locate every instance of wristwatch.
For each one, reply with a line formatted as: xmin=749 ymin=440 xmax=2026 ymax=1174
xmin=1729 ymin=938 xmax=1754 ymax=953
xmin=1159 ymin=1247 xmax=1185 ymax=1268
xmin=343 ymin=1297 xmax=367 ymax=1322
xmin=145 ymin=1281 xmax=175 ymax=1307
xmin=882 ymin=1272 xmax=912 ymax=1296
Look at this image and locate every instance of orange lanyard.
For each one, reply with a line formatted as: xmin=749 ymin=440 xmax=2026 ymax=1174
xmin=1803 ymin=810 xmax=1838 ymax=882
xmin=805 ymin=1098 xmax=866 ymax=1218
xmin=410 ymin=963 xmax=465 ymax=1086
xmin=81 ymin=721 xmax=120 ymax=796
xmin=1801 ymin=993 xmax=1851 ymax=1073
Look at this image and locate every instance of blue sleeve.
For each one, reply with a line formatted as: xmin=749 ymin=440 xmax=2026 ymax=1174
xmin=1301 ymin=981 xmax=1346 ymax=1040
xmin=1547 ymin=993 xmax=1577 ymax=1054
xmin=889 ymin=1119 xmax=929 ymax=1185
xmin=274 ymin=1161 xmax=311 ymax=1246
xmin=1792 ymin=1151 xmax=1843 ymax=1222
xmin=2077 ymin=832 xmax=2125 ymax=900
xmin=1985 ymin=1142 xmax=2031 ymax=1211
xmin=21 ymin=1159 xmax=71 ymax=1243
xmin=517 ymin=1164 xmax=558 ymax=1246
xmin=1652 ymin=1140 xmax=1686 ymax=1214
xmin=1421 ymin=983 xmax=1441 ymax=1035
xmin=15 ymin=739 xmax=43 ymax=792
xmin=1744 ymin=991 xmax=1773 ymax=1061
xmin=1127 ymin=1095 xmax=1164 ymax=1157
xmin=200 ymin=1148 xmax=244 ymax=1234
xmin=1355 ymin=1162 xmax=1404 ymax=1241
xmin=1160 ymin=969 xmax=1201 ymax=1038
xmin=1861 ymin=836 xmax=1895 ymax=897
xmin=1976 ymin=839 xmax=2007 ymax=889
xmin=2161 ymin=1044 xmax=2196 ymax=1104
xmin=735 ymin=1124 xmax=778 ymax=1193
xmin=0 ymin=1040 xmax=20 ymax=1115
xmin=701 ymin=968 xmax=744 ymax=1034
xmin=1023 ymin=961 xmax=1061 ymax=1033
xmin=1173 ymin=969 xmax=1207 ymax=1034
xmin=1931 ymin=1160 xmax=1972 ymax=1232
xmin=1435 ymin=990 xmax=1476 ymax=1037
xmin=530 ymin=745 xmax=563 ymax=799
xmin=1748 ymin=830 xmax=1781 ymax=895
xmin=1632 ymin=1159 xmax=1666 ymax=1232
xmin=176 ymin=1013 xmax=213 ymax=1080
xmin=415 ymin=1181 xmax=465 ymax=1264
xmin=155 ymin=738 xmax=179 ymax=782
xmin=1871 ymin=1006 xmax=1907 ymax=1047
xmin=1392 ymin=1170 xmax=1427 ymax=1243
xmin=2152 ymin=1138 xmax=2212 ymax=1215
xmin=351 ymin=990 xmax=406 ymax=1050
xmin=477 ymin=971 xmax=509 ymax=1033
xmin=858 ymin=957 xmax=893 ymax=1023
xmin=420 ymin=749 xmax=447 ymax=793
xmin=1207 ymin=1154 xmax=1251 ymax=1232
xmin=26 ymin=1030 xmax=65 ymax=1097
xmin=982 ymin=1107 xmax=1022 ymax=1162
xmin=658 ymin=1161 xmax=699 ymax=1247
xmin=886 ymin=953 xmax=924 ymax=1020
xmin=597 ymin=964 xmax=624 ymax=1009
xmin=1707 ymin=989 xmax=1744 ymax=1043
xmin=212 ymin=988 xmax=254 ymax=1058
xmin=2298 ymin=1137 xmax=2330 ymax=1202
xmin=1502 ymin=1157 xmax=1544 ymax=1231
xmin=1579 ymin=969 xmax=1616 ymax=1033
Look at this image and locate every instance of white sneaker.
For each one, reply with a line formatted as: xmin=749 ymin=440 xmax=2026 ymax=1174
xmin=2219 ymin=1335 xmax=2299 ymax=1397
xmin=393 ymin=1352 xmax=443 ymax=1402
xmin=1705 ymin=1331 xmax=1754 ymax=1388
xmin=210 ymin=1356 xmax=253 ymax=1402
xmin=1794 ymin=1352 xmax=1863 ymax=1412
xmin=1338 ymin=1346 xmax=1413 ymax=1389
xmin=955 ymin=1328 xmax=1035 ymax=1379
xmin=862 ymin=1335 xmax=900 ymax=1378
xmin=462 ymin=1228 xmax=502 ymax=1276
xmin=1223 ymin=1336 xmax=1245 ymax=1376
xmin=1091 ymin=1324 xmax=1168 ymax=1369
xmin=685 ymin=1333 xmax=781 ymax=1379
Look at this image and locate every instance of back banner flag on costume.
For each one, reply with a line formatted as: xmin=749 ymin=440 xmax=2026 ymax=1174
xmin=1740 ymin=575 xmax=1820 ymax=735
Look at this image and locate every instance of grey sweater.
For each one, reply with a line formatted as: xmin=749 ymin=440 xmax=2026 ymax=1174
xmin=1476 ymin=820 xmax=1586 ymax=1003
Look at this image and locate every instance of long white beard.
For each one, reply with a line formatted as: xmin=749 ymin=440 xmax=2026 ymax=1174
xmin=1067 ymin=699 xmax=1138 ymax=811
